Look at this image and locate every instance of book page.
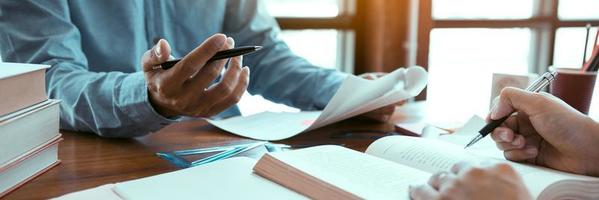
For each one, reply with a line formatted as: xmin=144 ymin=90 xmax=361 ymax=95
xmin=438 ymin=115 xmax=505 ymax=159
xmin=366 ymin=136 xmax=599 ymax=197
xmin=366 ymin=136 xmax=479 ymax=173
xmin=510 ymin=162 xmax=599 ymax=197
xmin=269 ymin=145 xmax=431 ymax=200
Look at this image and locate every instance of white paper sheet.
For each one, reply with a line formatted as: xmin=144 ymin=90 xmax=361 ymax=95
xmin=114 ymin=157 xmax=306 ymax=200
xmin=208 ymin=66 xmax=428 ymax=141
xmin=438 ymin=115 xmax=504 ymax=159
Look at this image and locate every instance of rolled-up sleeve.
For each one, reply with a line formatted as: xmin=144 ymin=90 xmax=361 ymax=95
xmin=0 ymin=1 xmax=176 ymax=137
xmin=224 ymin=0 xmax=347 ymax=110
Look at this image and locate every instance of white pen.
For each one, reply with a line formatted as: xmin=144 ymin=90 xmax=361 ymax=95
xmin=465 ymin=69 xmax=558 ymax=148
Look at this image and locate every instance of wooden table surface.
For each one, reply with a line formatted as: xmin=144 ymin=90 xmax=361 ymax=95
xmin=4 ymin=106 xmax=420 ymax=199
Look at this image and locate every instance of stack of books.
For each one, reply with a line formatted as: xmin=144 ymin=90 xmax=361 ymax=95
xmin=0 ymin=63 xmax=61 ymax=197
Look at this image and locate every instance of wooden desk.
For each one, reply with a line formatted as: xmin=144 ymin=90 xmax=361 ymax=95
xmin=4 ymin=115 xmax=400 ymax=199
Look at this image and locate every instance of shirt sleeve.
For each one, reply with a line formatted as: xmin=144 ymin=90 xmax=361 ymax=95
xmin=0 ymin=1 xmax=176 ymax=138
xmin=223 ymin=0 xmax=347 ymax=110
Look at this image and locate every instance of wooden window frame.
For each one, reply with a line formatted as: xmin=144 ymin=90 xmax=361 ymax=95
xmin=417 ymin=0 xmax=599 ymax=73
xmin=415 ymin=0 xmax=599 ymax=100
xmin=274 ymin=0 xmax=357 ymax=73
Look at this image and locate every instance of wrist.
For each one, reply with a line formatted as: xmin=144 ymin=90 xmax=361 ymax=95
xmin=147 ymin=89 xmax=177 ymax=118
xmin=580 ymin=117 xmax=599 ymax=176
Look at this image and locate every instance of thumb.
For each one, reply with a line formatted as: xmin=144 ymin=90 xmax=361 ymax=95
xmin=490 ymin=87 xmax=544 ymax=120
xmin=142 ymin=39 xmax=172 ymax=71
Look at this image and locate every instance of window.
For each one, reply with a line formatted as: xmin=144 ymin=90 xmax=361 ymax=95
xmin=558 ymin=0 xmax=599 ymax=20
xmin=427 ymin=28 xmax=531 ymax=121
xmin=553 ymin=27 xmax=598 ymax=67
xmin=419 ymin=0 xmax=599 ymax=121
xmin=432 ymin=0 xmax=534 ymax=20
xmin=264 ymin=0 xmax=355 ymax=72
xmin=238 ymin=0 xmax=356 ymax=115
xmin=264 ymin=0 xmax=340 ymax=18
xmin=278 ymin=29 xmax=340 ymax=69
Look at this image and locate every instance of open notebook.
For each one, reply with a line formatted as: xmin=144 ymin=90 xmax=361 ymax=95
xmin=253 ymin=136 xmax=599 ymax=200
xmin=208 ymin=66 xmax=428 ymax=140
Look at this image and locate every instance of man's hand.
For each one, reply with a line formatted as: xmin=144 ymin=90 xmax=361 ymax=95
xmin=142 ymin=34 xmax=249 ymax=118
xmin=489 ymin=87 xmax=599 ymax=176
xmin=410 ymin=162 xmax=532 ymax=200
xmin=356 ymin=73 xmax=406 ymax=122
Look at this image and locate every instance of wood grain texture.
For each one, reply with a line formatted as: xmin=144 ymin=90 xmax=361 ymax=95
xmin=4 ymin=116 xmax=401 ymax=199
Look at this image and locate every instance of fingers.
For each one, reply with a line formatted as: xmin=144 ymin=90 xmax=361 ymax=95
xmin=396 ymin=99 xmax=408 ymax=107
xmin=203 ymin=55 xmax=243 ymax=99
xmin=165 ymin=34 xmax=227 ymax=86
xmin=495 ymin=136 xmax=526 ymax=151
xmin=504 ymin=147 xmax=538 ymax=161
xmin=190 ymin=48 xmax=245 ymax=117
xmin=409 ymin=185 xmax=439 ymax=200
xmin=491 ymin=127 xmax=515 ymax=143
xmin=186 ymin=37 xmax=234 ymax=92
xmin=360 ymin=72 xmax=386 ymax=80
xmin=142 ymin=39 xmax=172 ymax=71
xmin=450 ymin=161 xmax=473 ymax=175
xmin=361 ymin=105 xmax=395 ymax=122
xmin=202 ymin=66 xmax=250 ymax=117
xmin=490 ymin=126 xmax=541 ymax=162
xmin=490 ymin=87 xmax=546 ymax=120
xmin=491 ymin=127 xmax=527 ymax=150
xmin=428 ymin=171 xmax=456 ymax=190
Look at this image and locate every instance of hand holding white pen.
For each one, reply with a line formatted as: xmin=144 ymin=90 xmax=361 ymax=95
xmin=465 ymin=70 xmax=557 ymax=148
xmin=485 ymin=86 xmax=599 ymax=176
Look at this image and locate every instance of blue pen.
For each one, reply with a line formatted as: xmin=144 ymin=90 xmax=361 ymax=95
xmin=191 ymin=142 xmax=267 ymax=166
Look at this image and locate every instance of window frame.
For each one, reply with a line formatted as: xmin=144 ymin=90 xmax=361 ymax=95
xmin=417 ymin=0 xmax=599 ymax=75
xmin=273 ymin=0 xmax=357 ymax=73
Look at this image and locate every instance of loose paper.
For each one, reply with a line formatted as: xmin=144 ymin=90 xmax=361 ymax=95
xmin=438 ymin=115 xmax=504 ymax=159
xmin=208 ymin=66 xmax=428 ymax=140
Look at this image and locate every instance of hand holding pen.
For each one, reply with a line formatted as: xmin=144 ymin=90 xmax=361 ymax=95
xmin=465 ymin=70 xmax=558 ymax=148
xmin=481 ymin=86 xmax=599 ymax=176
xmin=141 ymin=34 xmax=253 ymax=118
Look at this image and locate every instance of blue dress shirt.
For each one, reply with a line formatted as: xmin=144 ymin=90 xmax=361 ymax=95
xmin=0 ymin=0 xmax=346 ymax=137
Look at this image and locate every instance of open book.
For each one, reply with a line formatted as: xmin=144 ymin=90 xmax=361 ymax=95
xmin=253 ymin=136 xmax=599 ymax=200
xmin=208 ymin=66 xmax=428 ymax=140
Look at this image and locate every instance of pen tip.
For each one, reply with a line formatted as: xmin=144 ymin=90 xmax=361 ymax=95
xmin=255 ymin=46 xmax=263 ymax=50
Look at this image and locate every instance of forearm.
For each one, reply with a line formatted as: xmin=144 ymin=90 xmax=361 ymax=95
xmin=247 ymin=49 xmax=346 ymax=110
xmin=224 ymin=0 xmax=347 ymax=110
xmin=48 ymin=63 xmax=177 ymax=137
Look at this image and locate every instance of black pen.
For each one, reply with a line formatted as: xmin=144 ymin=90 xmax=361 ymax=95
xmin=464 ymin=69 xmax=558 ymax=148
xmin=154 ymin=46 xmax=262 ymax=70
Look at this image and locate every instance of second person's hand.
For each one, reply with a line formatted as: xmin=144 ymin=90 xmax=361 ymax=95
xmin=489 ymin=87 xmax=599 ymax=176
xmin=141 ymin=34 xmax=250 ymax=118
xmin=410 ymin=162 xmax=532 ymax=200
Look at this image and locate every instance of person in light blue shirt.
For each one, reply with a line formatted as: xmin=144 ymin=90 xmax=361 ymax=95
xmin=0 ymin=0 xmax=398 ymax=138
